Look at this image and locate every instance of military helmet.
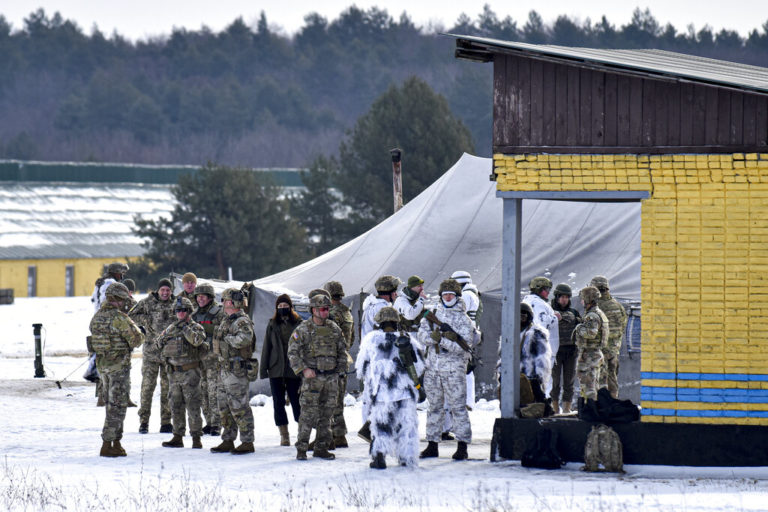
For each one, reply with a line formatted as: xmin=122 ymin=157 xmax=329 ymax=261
xmin=374 ymin=306 xmax=400 ymax=324
xmin=438 ymin=278 xmax=463 ymax=296
xmin=520 ymin=301 xmax=534 ymax=317
xmin=194 ymin=283 xmax=215 ymax=298
xmin=175 ymin=297 xmax=194 ymax=312
xmin=107 ymin=262 xmax=129 ymax=275
xmin=450 ymin=270 xmax=472 ymax=285
xmin=308 ymin=288 xmax=331 ymax=301
xmin=309 ymin=293 xmax=332 ymax=309
xmin=323 ymin=281 xmax=345 ymax=298
xmin=529 ymin=276 xmax=553 ymax=293
xmin=580 ymin=286 xmax=602 ymax=304
xmin=554 ymin=283 xmax=572 ymax=297
xmin=105 ymin=282 xmax=130 ymax=301
xmin=374 ymin=275 xmax=401 ymax=294
xmin=222 ymin=287 xmax=246 ymax=308
xmin=590 ymin=275 xmax=610 ymax=290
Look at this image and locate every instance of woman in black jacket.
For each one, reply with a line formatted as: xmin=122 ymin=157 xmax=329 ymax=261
xmin=260 ymin=294 xmax=302 ymax=446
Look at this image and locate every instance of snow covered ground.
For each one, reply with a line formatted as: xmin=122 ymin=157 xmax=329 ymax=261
xmin=2 ymin=297 xmax=768 ymax=511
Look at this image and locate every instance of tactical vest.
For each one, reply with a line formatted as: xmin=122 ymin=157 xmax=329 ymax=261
xmin=307 ymin=322 xmax=339 ymax=372
xmin=214 ymin=312 xmax=255 ymax=361
xmin=161 ymin=322 xmax=198 ymax=360
xmin=90 ymin=310 xmax=129 ymax=355
xmin=556 ymin=308 xmax=579 ymax=346
xmin=192 ymin=303 xmax=220 ymax=348
xmin=579 ymin=308 xmax=610 ymax=349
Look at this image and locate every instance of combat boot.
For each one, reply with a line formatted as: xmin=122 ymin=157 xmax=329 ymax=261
xmin=369 ymin=452 xmax=387 ymax=469
xmin=334 ymin=435 xmax=349 ymax=448
xmin=159 ymin=423 xmax=173 ymax=433
xmin=452 ymin=441 xmax=468 ymax=461
xmin=441 ymin=431 xmax=455 ymax=441
xmin=162 ymin=435 xmax=184 ymax=448
xmin=112 ymin=440 xmax=127 ymax=457
xmin=279 ymin=425 xmax=290 ymax=446
xmin=313 ymin=448 xmax=335 ymax=460
xmin=209 ymin=426 xmax=220 ymax=436
xmin=562 ymin=401 xmax=572 ymax=414
xmin=202 ymin=425 xmax=211 ymax=435
xmin=210 ymin=440 xmax=235 ymax=453
xmin=100 ymin=441 xmax=119 ymax=457
xmin=138 ymin=423 xmax=148 ymax=434
xmin=296 ymin=449 xmax=308 ymax=460
xmin=231 ymin=442 xmax=254 ymax=454
xmin=420 ymin=441 xmax=439 ymax=458
xmin=552 ymin=400 xmax=560 ymax=415
xmin=192 ymin=436 xmax=202 ymax=449
xmin=357 ymin=421 xmax=372 ymax=443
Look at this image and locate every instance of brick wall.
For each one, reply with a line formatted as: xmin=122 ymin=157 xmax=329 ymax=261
xmin=494 ymin=152 xmax=768 ymax=425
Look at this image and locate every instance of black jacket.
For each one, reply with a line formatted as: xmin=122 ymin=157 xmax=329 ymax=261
xmin=260 ymin=316 xmax=301 ymax=379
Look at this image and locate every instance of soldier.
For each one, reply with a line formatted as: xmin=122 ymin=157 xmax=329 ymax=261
xmin=89 ymin=282 xmax=144 ymax=457
xmin=191 ymin=283 xmax=226 ymax=436
xmin=520 ymin=302 xmax=552 ymax=403
xmin=210 ymin=288 xmax=257 ymax=455
xmin=550 ymin=283 xmax=582 ymax=414
xmin=91 ymin=262 xmax=128 ymax=312
xmin=591 ymin=275 xmax=628 ymax=399
xmin=574 ymin=286 xmax=609 ymax=401
xmin=356 ymin=307 xmax=423 ymax=469
xmin=122 ymin=279 xmax=138 ymax=313
xmin=323 ymin=281 xmax=354 ymax=448
xmin=180 ymin=272 xmax=197 ymax=302
xmin=523 ymin=277 xmax=560 ymax=365
xmin=156 ymin=297 xmax=206 ymax=449
xmin=288 ymin=292 xmax=348 ymax=461
xmin=418 ymin=279 xmax=476 ymax=461
xmin=130 ymin=277 xmax=176 ymax=434
xmin=393 ymin=275 xmax=426 ymax=333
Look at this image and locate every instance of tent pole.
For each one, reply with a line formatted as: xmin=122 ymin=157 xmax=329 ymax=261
xmin=500 ymin=197 xmax=522 ymax=418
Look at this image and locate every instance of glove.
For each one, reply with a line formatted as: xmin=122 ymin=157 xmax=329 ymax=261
xmin=430 ymin=330 xmax=441 ymax=342
xmin=444 ymin=331 xmax=459 ymax=342
xmin=439 ymin=322 xmax=454 ymax=333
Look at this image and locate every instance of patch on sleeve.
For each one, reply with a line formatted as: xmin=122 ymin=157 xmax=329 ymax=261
xmin=292 ymin=332 xmax=299 ymax=339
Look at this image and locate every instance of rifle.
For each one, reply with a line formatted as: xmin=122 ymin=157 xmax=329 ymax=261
xmin=422 ymin=310 xmax=472 ymax=353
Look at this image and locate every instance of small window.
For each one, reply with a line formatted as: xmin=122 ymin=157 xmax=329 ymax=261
xmin=65 ymin=265 xmax=75 ymax=297
xmin=27 ymin=266 xmax=37 ymax=297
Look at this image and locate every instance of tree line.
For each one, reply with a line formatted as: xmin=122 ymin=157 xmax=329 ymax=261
xmin=1 ymin=6 xmax=767 ymax=168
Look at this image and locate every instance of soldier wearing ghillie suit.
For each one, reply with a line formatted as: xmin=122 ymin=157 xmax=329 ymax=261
xmin=418 ymin=279 xmax=477 ymax=461
xmin=89 ymin=282 xmax=144 ymax=457
xmin=591 ymin=276 xmax=627 ymax=399
xmin=192 ymin=283 xmax=226 ymax=436
xmin=356 ymin=307 xmax=423 ymax=469
xmin=130 ymin=277 xmax=176 ymax=434
xmin=156 ymin=297 xmax=206 ymax=449
xmin=324 ymin=281 xmax=354 ymax=448
xmin=210 ymin=288 xmax=257 ymax=455
xmin=288 ymin=293 xmax=348 ymax=461
xmin=574 ymin=286 xmax=609 ymax=401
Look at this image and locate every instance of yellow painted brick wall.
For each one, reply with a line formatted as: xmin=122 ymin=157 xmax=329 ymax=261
xmin=0 ymin=258 xmax=119 ymax=298
xmin=494 ymin=152 xmax=768 ymax=425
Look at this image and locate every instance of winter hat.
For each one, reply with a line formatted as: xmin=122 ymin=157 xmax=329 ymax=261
xmin=407 ymin=275 xmax=424 ymax=288
xmin=182 ymin=272 xmax=197 ymax=284
xmin=157 ymin=278 xmax=173 ymax=290
xmin=275 ymin=293 xmax=293 ymax=309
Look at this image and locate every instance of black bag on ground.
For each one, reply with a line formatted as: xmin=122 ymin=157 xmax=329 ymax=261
xmin=521 ymin=428 xmax=564 ymax=469
xmin=578 ymin=388 xmax=640 ymax=423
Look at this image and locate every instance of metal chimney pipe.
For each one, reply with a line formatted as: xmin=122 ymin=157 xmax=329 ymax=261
xmin=390 ymin=148 xmax=403 ymax=213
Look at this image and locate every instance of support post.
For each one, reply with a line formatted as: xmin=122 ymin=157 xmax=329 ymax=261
xmin=33 ymin=323 xmax=45 ymax=378
xmin=391 ymin=148 xmax=403 ymax=213
xmin=500 ymin=198 xmax=522 ymax=418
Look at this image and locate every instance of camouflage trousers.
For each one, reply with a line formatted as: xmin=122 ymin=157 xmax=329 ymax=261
xmin=424 ymin=367 xmax=471 ymax=443
xmin=331 ymin=373 xmax=348 ymax=437
xmin=139 ymin=357 xmax=171 ymax=425
xmin=101 ymin=366 xmax=130 ymax=442
xmin=577 ymin=347 xmax=604 ymax=400
xmin=168 ymin=366 xmax=203 ymax=437
xmin=217 ymin=368 xmax=254 ymax=443
xmin=200 ymin=357 xmax=220 ymax=428
xmin=599 ymin=349 xmax=620 ymax=399
xmin=296 ymin=374 xmax=338 ymax=453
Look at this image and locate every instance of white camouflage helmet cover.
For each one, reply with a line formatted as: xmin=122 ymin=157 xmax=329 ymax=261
xmin=450 ymin=270 xmax=472 ymax=285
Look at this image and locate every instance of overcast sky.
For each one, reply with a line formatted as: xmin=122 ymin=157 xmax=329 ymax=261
xmin=4 ymin=1 xmax=768 ymax=41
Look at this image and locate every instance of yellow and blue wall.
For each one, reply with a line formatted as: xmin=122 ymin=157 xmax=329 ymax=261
xmin=494 ymin=152 xmax=768 ymax=425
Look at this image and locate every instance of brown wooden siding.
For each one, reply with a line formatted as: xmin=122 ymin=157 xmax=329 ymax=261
xmin=493 ymin=54 xmax=768 ymax=154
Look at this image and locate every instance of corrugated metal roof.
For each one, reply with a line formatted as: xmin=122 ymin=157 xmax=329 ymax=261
xmin=449 ymin=34 xmax=768 ymax=94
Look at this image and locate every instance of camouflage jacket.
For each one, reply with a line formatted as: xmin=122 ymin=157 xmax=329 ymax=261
xmin=192 ymin=301 xmax=226 ymax=353
xmin=89 ymin=303 xmax=144 ymax=373
xmin=574 ymin=305 xmax=609 ymax=351
xmin=597 ymin=292 xmax=627 ymax=354
xmin=121 ymin=295 xmax=137 ymax=314
xmin=156 ymin=318 xmax=205 ymax=367
xmin=417 ymin=297 xmax=476 ymax=372
xmin=329 ymin=302 xmax=354 ymax=349
xmin=212 ymin=310 xmax=255 ymax=364
xmin=287 ymin=319 xmax=347 ymax=376
xmin=552 ymin=298 xmax=581 ymax=347
xmin=179 ymin=290 xmax=196 ymax=302
xmin=128 ymin=291 xmax=176 ymax=359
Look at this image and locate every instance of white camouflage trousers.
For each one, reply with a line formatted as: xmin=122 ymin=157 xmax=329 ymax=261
xmin=425 ymin=367 xmax=472 ymax=443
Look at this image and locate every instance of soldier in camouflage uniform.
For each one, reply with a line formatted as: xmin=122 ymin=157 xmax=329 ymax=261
xmin=129 ymin=277 xmax=176 ymax=434
xmin=323 ymin=281 xmax=354 ymax=448
xmin=550 ymin=283 xmax=582 ymax=414
xmin=573 ymin=286 xmax=609 ymax=401
xmin=288 ymin=292 xmax=348 ymax=461
xmin=591 ymin=276 xmax=628 ymax=399
xmin=192 ymin=283 xmax=226 ymax=436
xmin=156 ymin=297 xmax=206 ymax=449
xmin=89 ymin=282 xmax=144 ymax=457
xmin=210 ymin=288 xmax=257 ymax=455
xmin=418 ymin=279 xmax=477 ymax=461
xmin=179 ymin=272 xmax=197 ymax=302
xmin=394 ymin=275 xmax=427 ymax=333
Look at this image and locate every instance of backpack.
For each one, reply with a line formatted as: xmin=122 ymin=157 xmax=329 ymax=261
xmin=521 ymin=428 xmax=564 ymax=470
xmin=583 ymin=424 xmax=624 ymax=472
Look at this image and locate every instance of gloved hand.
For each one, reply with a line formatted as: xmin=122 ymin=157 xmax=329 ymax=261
xmin=430 ymin=330 xmax=441 ymax=342
xmin=444 ymin=331 xmax=459 ymax=342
